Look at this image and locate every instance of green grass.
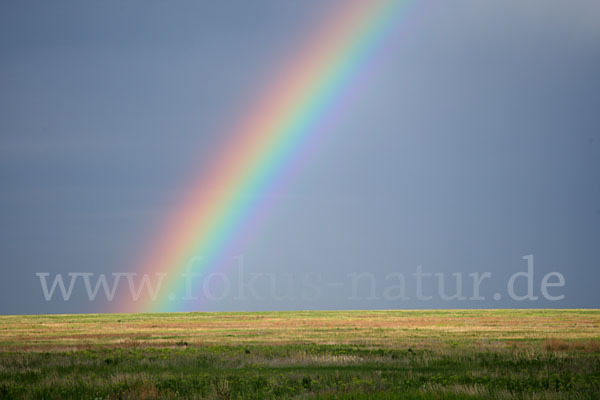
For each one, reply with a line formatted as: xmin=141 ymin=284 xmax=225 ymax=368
xmin=0 ymin=310 xmax=599 ymax=399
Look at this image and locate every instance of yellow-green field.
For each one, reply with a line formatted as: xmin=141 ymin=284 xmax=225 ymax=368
xmin=1 ymin=310 xmax=599 ymax=399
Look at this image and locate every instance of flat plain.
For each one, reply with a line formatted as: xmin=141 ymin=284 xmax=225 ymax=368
xmin=0 ymin=309 xmax=599 ymax=399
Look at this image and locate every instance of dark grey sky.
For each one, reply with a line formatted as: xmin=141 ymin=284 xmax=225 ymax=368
xmin=1 ymin=1 xmax=599 ymax=314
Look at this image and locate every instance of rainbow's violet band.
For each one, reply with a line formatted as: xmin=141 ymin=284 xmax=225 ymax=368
xmin=121 ymin=0 xmax=415 ymax=313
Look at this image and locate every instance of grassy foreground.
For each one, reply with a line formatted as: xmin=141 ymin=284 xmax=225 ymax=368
xmin=0 ymin=310 xmax=599 ymax=399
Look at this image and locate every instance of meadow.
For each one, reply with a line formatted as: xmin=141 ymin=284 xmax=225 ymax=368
xmin=0 ymin=309 xmax=599 ymax=399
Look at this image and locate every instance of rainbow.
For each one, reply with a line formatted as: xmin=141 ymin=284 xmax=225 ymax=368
xmin=120 ymin=0 xmax=417 ymax=313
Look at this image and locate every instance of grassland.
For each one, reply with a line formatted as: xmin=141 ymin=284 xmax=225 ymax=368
xmin=0 ymin=309 xmax=599 ymax=399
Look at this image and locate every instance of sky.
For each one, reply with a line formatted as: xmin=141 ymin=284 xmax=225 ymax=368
xmin=1 ymin=0 xmax=599 ymax=314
